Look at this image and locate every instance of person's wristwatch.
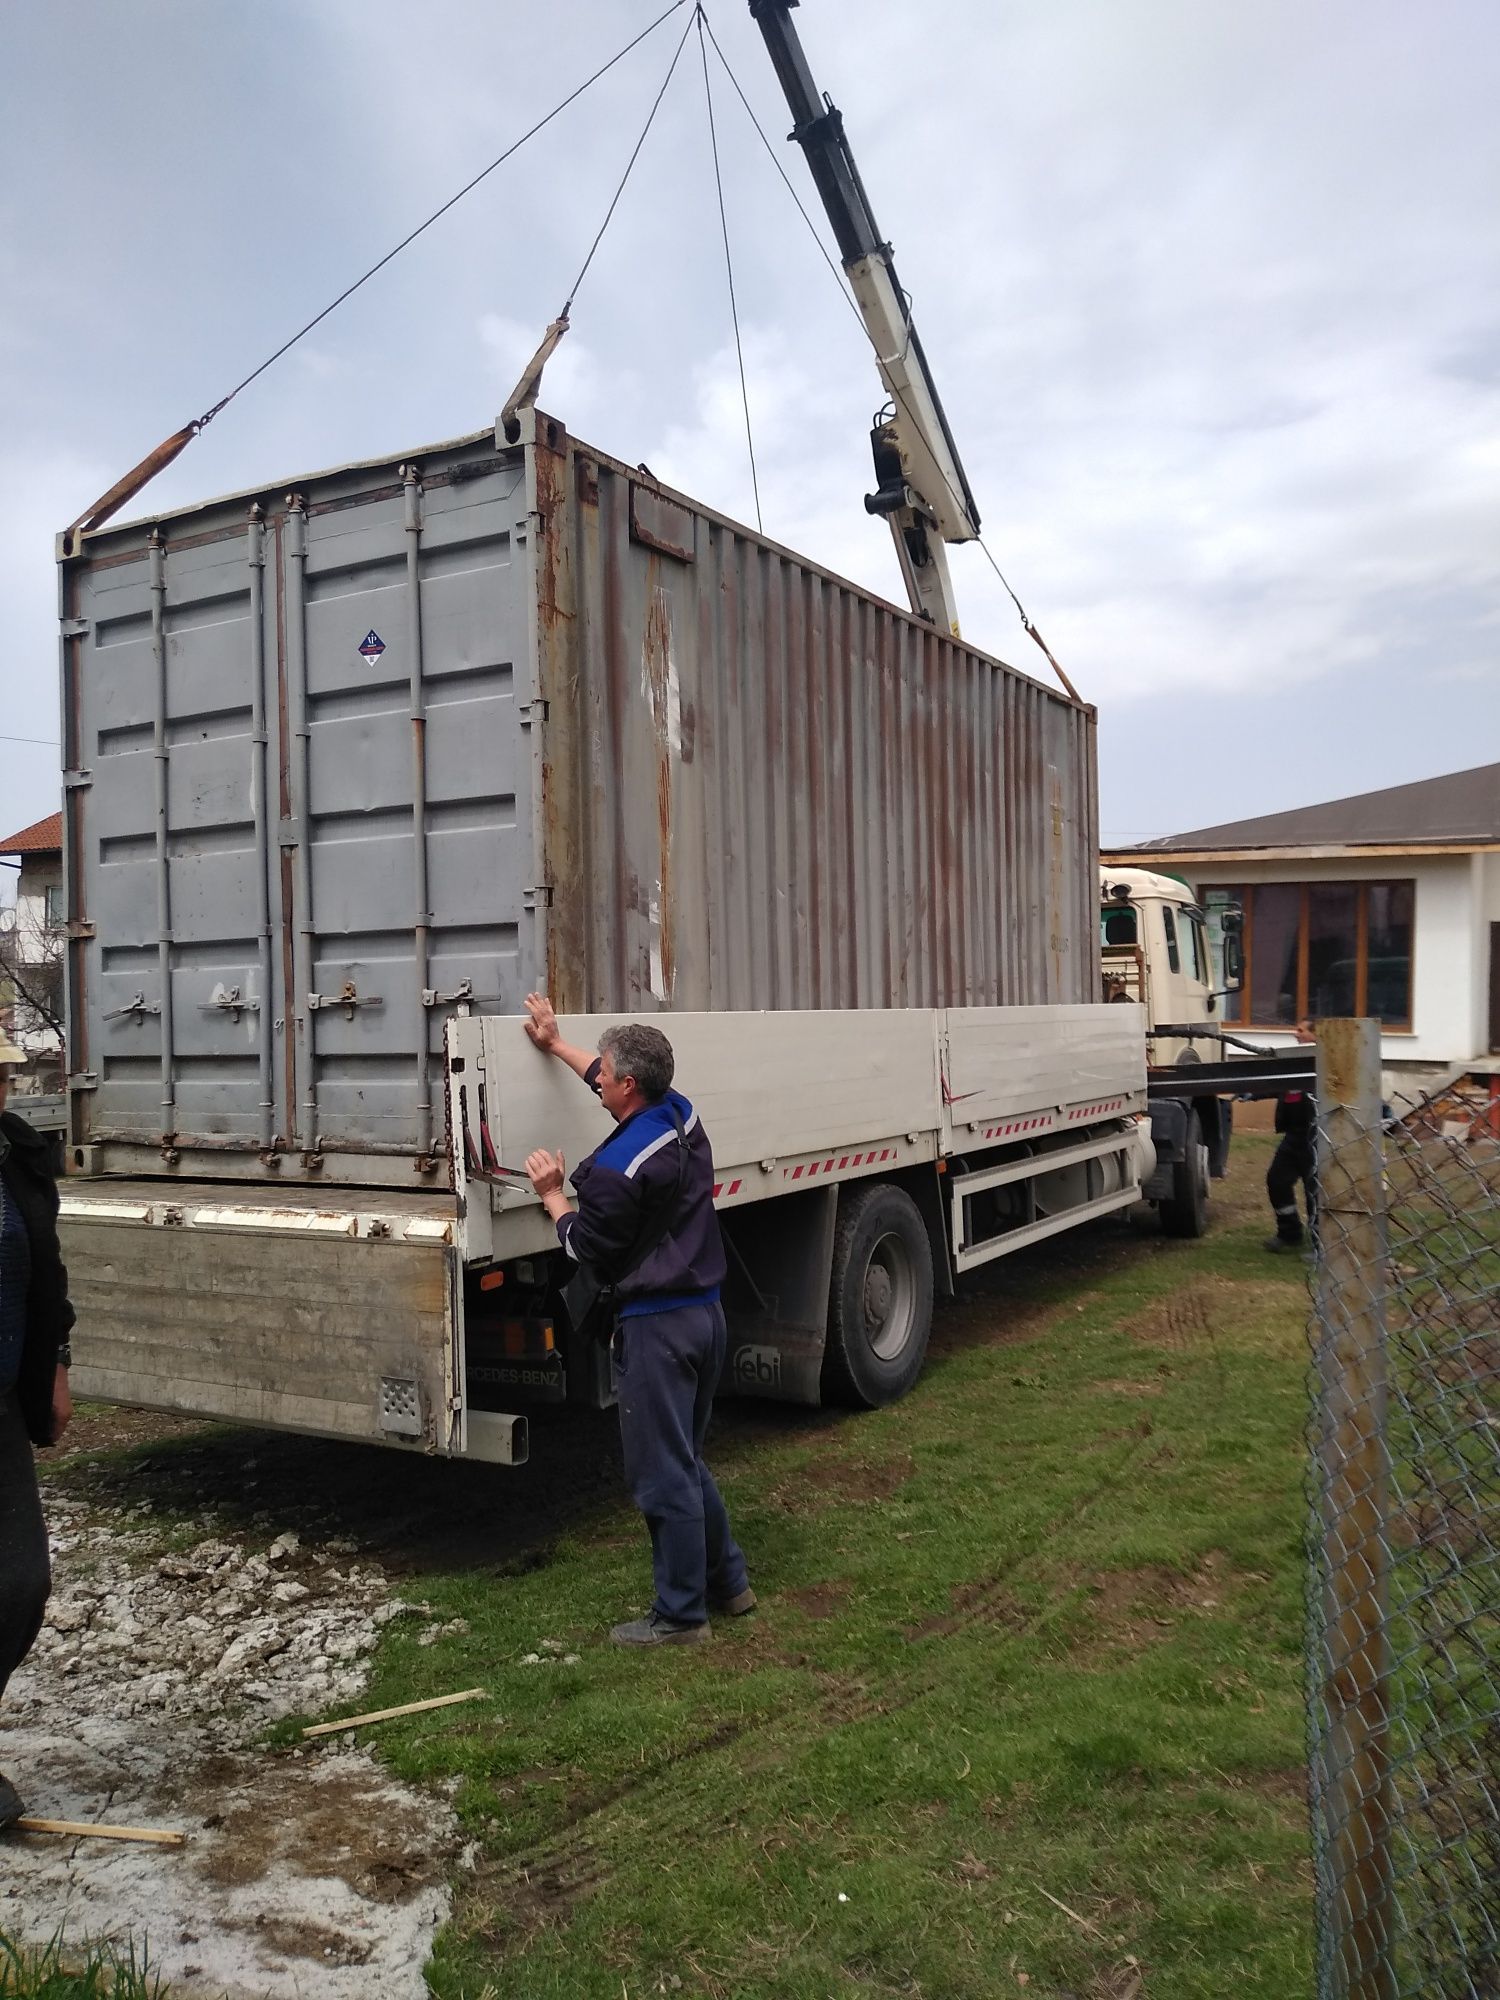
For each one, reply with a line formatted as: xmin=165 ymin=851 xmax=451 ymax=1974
xmin=56 ymin=1342 xmax=72 ymax=1368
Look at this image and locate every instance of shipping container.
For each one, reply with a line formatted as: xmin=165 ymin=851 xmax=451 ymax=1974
xmin=59 ymin=407 xmax=1097 ymax=1185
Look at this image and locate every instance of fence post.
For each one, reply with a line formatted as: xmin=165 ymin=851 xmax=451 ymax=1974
xmin=1313 ymin=1017 xmax=1394 ymax=1999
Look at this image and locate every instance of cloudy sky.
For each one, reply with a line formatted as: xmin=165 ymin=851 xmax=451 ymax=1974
xmin=2 ymin=0 xmax=1496 ymax=850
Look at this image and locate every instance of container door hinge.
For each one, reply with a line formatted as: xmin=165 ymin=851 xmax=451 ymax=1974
xmin=60 ymin=618 xmax=91 ymax=638
xmin=68 ymin=1072 xmax=99 ymax=1094
xmin=63 ymin=768 xmax=92 ymax=791
xmin=518 ymin=700 xmax=549 ymax=725
xmin=523 ymin=885 xmax=554 ymax=910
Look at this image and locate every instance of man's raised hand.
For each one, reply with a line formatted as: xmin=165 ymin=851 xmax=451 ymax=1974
xmin=524 ymin=992 xmax=560 ymax=1052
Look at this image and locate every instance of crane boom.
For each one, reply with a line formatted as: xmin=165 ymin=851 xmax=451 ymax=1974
xmin=749 ymin=0 xmax=980 ymax=634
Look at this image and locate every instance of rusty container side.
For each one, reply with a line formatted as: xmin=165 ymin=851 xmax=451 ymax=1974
xmin=539 ymin=420 xmax=1098 ymax=1015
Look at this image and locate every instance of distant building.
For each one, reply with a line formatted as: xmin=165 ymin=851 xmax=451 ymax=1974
xmin=1103 ymin=762 xmax=1500 ymax=1103
xmin=0 ymin=811 xmax=64 ymax=1095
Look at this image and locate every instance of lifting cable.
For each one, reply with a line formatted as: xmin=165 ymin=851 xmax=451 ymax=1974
xmin=560 ymin=8 xmax=699 ymax=317
xmin=698 ymin=14 xmax=1080 ymax=704
xmin=64 ymin=0 xmax=693 ymax=551
xmin=696 ymin=7 xmax=763 ymax=533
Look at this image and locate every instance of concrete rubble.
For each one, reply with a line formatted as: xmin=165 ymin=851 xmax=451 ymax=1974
xmin=1 ymin=1485 xmax=461 ymax=1999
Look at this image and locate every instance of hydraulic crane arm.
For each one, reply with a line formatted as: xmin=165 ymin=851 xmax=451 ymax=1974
xmin=750 ymin=0 xmax=980 ymax=634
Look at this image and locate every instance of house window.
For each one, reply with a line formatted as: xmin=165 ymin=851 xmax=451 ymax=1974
xmin=1220 ymin=880 xmax=1414 ymax=1028
xmin=43 ymin=884 xmax=65 ymax=930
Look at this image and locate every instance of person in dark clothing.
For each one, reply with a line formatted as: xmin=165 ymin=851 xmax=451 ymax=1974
xmin=522 ymin=994 xmax=751 ymax=1647
xmin=1266 ymin=1021 xmax=1318 ymax=1253
xmin=0 ymin=1034 xmax=76 ymax=1826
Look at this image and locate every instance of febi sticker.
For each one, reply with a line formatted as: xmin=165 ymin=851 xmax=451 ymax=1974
xmin=358 ymin=629 xmax=386 ymax=664
xmin=734 ymin=1345 xmax=782 ymax=1392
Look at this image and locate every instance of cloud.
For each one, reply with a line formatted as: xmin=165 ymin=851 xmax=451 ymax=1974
xmin=2 ymin=0 xmax=1496 ymax=848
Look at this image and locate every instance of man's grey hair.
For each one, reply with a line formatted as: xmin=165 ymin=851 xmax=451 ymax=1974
xmin=598 ymin=1023 xmax=675 ymax=1103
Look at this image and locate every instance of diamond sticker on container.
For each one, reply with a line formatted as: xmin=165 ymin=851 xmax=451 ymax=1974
xmin=358 ymin=629 xmax=386 ymax=664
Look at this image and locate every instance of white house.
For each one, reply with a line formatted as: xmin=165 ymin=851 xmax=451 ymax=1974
xmin=0 ymin=810 xmax=65 ymax=1095
xmin=1104 ymin=762 xmax=1500 ymax=1105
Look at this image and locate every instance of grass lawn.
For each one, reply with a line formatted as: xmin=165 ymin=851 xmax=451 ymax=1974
xmin=350 ymin=1133 xmax=1316 ymax=1999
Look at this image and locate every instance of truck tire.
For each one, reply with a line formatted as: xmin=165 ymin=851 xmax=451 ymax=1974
xmin=822 ymin=1182 xmax=934 ymax=1408
xmin=1160 ymin=1134 xmax=1210 ymax=1238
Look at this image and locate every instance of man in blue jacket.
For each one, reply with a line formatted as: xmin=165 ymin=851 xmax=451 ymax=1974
xmin=523 ymin=995 xmax=752 ymax=1647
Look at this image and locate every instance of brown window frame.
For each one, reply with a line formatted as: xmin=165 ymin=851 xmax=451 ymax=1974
xmin=1222 ymin=878 xmax=1414 ymax=1030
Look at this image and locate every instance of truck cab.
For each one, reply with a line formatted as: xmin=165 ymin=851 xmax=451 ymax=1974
xmin=1099 ymin=865 xmax=1238 ymax=1065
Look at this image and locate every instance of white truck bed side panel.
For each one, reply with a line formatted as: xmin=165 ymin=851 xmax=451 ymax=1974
xmin=452 ymin=1010 xmax=939 ymax=1256
xmin=941 ymin=1004 xmax=1146 ymax=1140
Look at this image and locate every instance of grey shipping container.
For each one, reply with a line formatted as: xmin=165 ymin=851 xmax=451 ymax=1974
xmin=59 ymin=407 xmax=1098 ymax=1186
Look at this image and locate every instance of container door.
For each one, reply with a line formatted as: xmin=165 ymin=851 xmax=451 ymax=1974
xmin=68 ymin=517 xmax=289 ymax=1152
xmin=277 ymin=458 xmax=538 ymax=1164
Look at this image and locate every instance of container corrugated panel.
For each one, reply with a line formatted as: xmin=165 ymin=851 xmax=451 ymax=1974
xmin=60 ymin=408 xmax=1096 ymax=1183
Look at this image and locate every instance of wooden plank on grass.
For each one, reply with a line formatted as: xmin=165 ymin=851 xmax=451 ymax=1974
xmin=301 ymin=1687 xmax=488 ymax=1739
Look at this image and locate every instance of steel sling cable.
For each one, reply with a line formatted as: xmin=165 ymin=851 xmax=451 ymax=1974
xmin=698 ymin=11 xmax=1079 ymax=701
xmin=559 ymin=7 xmax=700 ymax=315
xmin=696 ymin=5 xmax=763 ymax=533
xmin=66 ymin=0 xmax=693 ymax=548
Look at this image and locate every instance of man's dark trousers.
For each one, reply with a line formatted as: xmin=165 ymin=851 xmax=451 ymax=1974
xmin=1267 ymin=1132 xmax=1317 ymax=1245
xmin=615 ymin=1301 xmax=747 ymax=1625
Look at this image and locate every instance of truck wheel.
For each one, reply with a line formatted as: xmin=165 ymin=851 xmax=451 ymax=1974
xmin=1160 ymin=1135 xmax=1210 ymax=1238
xmin=822 ymin=1183 xmax=934 ymax=1407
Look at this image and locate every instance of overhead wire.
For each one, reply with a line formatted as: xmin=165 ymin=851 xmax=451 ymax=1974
xmin=695 ymin=6 xmax=762 ymax=533
xmin=698 ymin=13 xmax=1078 ymax=702
xmin=561 ymin=9 xmax=699 ymax=315
xmin=65 ymin=0 xmax=694 ymax=546
xmin=206 ymin=0 xmax=693 ymax=429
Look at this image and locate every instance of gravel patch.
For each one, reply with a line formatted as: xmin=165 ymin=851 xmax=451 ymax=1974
xmin=1 ymin=1480 xmax=461 ymax=1999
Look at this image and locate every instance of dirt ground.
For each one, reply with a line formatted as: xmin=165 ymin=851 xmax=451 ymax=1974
xmin=2 ymin=1407 xmax=464 ymax=1999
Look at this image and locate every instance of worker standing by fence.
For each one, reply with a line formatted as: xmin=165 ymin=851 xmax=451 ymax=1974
xmin=1266 ymin=1020 xmax=1319 ymax=1253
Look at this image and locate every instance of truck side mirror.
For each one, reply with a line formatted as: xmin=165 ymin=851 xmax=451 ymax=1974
xmin=1223 ymin=934 xmax=1243 ymax=988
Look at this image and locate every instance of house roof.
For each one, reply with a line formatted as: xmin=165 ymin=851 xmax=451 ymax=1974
xmin=1119 ymin=762 xmax=1500 ymax=857
xmin=0 ymin=812 xmax=62 ymax=857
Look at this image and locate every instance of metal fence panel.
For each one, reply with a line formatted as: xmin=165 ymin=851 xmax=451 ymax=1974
xmin=1307 ymin=1020 xmax=1500 ymax=1998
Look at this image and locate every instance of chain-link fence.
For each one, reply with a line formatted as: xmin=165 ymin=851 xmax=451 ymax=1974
xmin=1306 ymin=1021 xmax=1500 ymax=1999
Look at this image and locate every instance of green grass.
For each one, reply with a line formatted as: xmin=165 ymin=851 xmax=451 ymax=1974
xmin=340 ymin=1136 xmax=1315 ymax=1998
xmin=33 ymin=1136 xmax=1316 ymax=1996
xmin=0 ymin=1933 xmax=171 ymax=2000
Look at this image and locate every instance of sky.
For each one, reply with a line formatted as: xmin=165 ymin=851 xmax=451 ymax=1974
xmin=2 ymin=0 xmax=1497 ymax=853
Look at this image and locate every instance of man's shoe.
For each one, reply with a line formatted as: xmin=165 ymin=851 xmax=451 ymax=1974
xmin=711 ymin=1587 xmax=757 ymax=1617
xmin=1264 ymin=1235 xmax=1305 ymax=1254
xmin=610 ymin=1612 xmax=709 ymax=1647
xmin=0 ymin=1773 xmax=26 ymax=1829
